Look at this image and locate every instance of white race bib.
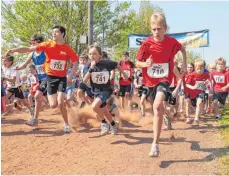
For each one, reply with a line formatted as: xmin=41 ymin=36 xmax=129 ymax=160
xmin=91 ymin=71 xmax=110 ymax=84
xmin=214 ymin=75 xmax=225 ymax=83
xmin=50 ymin=59 xmax=66 ymax=71
xmin=122 ymin=70 xmax=130 ymax=78
xmin=147 ymin=63 xmax=169 ymax=78
xmin=30 ymin=76 xmax=37 ymax=84
xmin=36 ymin=65 xmax=45 ymax=75
xmin=196 ymin=81 xmax=206 ymax=90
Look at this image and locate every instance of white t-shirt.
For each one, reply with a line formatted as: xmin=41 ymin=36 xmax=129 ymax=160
xmin=2 ymin=65 xmax=21 ymax=88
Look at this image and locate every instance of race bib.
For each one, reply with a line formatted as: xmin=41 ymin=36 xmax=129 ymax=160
xmin=36 ymin=65 xmax=45 ymax=75
xmin=91 ymin=71 xmax=109 ymax=84
xmin=122 ymin=70 xmax=130 ymax=78
xmin=50 ymin=59 xmax=65 ymax=71
xmin=214 ymin=75 xmax=225 ymax=83
xmin=138 ymin=77 xmax=143 ymax=85
xmin=147 ymin=63 xmax=169 ymax=78
xmin=30 ymin=76 xmax=37 ymax=84
xmin=196 ymin=81 xmax=206 ymax=90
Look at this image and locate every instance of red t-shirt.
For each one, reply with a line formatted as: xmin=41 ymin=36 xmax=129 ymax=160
xmin=210 ymin=70 xmax=229 ymax=92
xmin=182 ymin=72 xmax=192 ymax=94
xmin=36 ymin=41 xmax=78 ymax=77
xmin=186 ymin=72 xmax=210 ymax=99
xmin=137 ymin=36 xmax=182 ymax=87
xmin=119 ymin=61 xmax=134 ymax=86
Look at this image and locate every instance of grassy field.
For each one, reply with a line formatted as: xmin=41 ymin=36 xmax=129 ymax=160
xmin=220 ymin=106 xmax=229 ymax=175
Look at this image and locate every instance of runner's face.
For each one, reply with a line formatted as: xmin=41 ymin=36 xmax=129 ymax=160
xmin=30 ymin=40 xmax=38 ymax=46
xmin=209 ymin=67 xmax=215 ymax=72
xmin=52 ymin=28 xmax=64 ymax=42
xmin=187 ymin=64 xmax=194 ymax=73
xmin=28 ymin=68 xmax=36 ymax=74
xmin=216 ymin=62 xmax=225 ymax=71
xmin=122 ymin=55 xmax=129 ymax=62
xmin=3 ymin=59 xmax=12 ymax=68
xmin=195 ymin=65 xmax=204 ymax=74
xmin=151 ymin=21 xmax=166 ymax=42
xmin=88 ymin=48 xmax=101 ymax=62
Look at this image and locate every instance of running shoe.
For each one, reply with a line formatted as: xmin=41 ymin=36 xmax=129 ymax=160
xmin=149 ymin=144 xmax=160 ymax=157
xmin=100 ymin=122 xmax=110 ymax=136
xmin=26 ymin=117 xmax=38 ymax=127
xmin=110 ymin=123 xmax=118 ymax=135
xmin=64 ymin=124 xmax=71 ymax=133
xmin=163 ymin=116 xmax=172 ymax=130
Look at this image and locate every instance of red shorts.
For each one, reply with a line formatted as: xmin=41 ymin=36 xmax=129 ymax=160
xmin=29 ymin=83 xmax=39 ymax=96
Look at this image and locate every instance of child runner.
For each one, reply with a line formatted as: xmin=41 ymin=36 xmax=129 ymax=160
xmin=2 ymin=55 xmax=34 ymax=116
xmin=186 ymin=60 xmax=211 ymax=126
xmin=83 ymin=45 xmax=128 ymax=135
xmin=15 ymin=34 xmax=48 ymax=127
xmin=183 ymin=63 xmax=195 ymax=124
xmin=27 ymin=64 xmax=39 ymax=108
xmin=210 ymin=58 xmax=229 ymax=119
xmin=118 ymin=51 xmax=135 ymax=111
xmin=136 ymin=12 xmax=187 ymax=157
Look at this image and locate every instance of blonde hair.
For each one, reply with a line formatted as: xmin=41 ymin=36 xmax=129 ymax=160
xmin=208 ymin=63 xmax=216 ymax=70
xmin=150 ymin=13 xmax=167 ymax=28
xmin=195 ymin=59 xmax=205 ymax=68
xmin=215 ymin=57 xmax=226 ymax=66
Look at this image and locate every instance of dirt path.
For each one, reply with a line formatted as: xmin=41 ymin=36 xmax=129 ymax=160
xmin=1 ymin=107 xmax=228 ymax=175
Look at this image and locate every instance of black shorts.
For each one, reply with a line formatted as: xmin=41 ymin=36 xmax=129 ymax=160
xmin=167 ymin=87 xmax=177 ymax=105
xmin=38 ymin=80 xmax=47 ymax=96
xmin=47 ymin=75 xmax=67 ymax=95
xmin=7 ymin=86 xmax=25 ymax=99
xmin=213 ymin=92 xmax=228 ymax=105
xmin=190 ymin=93 xmax=206 ymax=107
xmin=119 ymin=85 xmax=131 ymax=97
xmin=151 ymin=82 xmax=170 ymax=102
xmin=79 ymin=82 xmax=94 ymax=99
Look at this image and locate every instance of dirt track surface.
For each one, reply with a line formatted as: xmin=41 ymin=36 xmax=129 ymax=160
xmin=1 ymin=107 xmax=227 ymax=175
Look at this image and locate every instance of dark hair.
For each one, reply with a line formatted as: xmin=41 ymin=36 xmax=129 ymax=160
xmin=122 ymin=51 xmax=129 ymax=57
xmin=28 ymin=64 xmax=36 ymax=70
xmin=30 ymin=34 xmax=44 ymax=43
xmin=6 ymin=55 xmax=14 ymax=65
xmin=79 ymin=53 xmax=89 ymax=60
xmin=52 ymin=25 xmax=66 ymax=37
xmin=102 ymin=51 xmax=108 ymax=59
xmin=88 ymin=45 xmax=102 ymax=55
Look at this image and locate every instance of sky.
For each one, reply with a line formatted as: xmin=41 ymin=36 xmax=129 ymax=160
xmin=128 ymin=1 xmax=229 ymax=64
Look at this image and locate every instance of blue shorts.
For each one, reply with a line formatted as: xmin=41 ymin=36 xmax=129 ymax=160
xmin=94 ymin=91 xmax=112 ymax=108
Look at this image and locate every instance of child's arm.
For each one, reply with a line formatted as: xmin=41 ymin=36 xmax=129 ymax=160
xmin=15 ymin=53 xmax=33 ymax=70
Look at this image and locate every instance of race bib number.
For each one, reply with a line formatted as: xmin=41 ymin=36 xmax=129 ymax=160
xmin=91 ymin=71 xmax=109 ymax=84
xmin=196 ymin=81 xmax=206 ymax=90
xmin=36 ymin=65 xmax=45 ymax=75
xmin=214 ymin=75 xmax=225 ymax=83
xmin=30 ymin=76 xmax=37 ymax=84
xmin=122 ymin=70 xmax=130 ymax=78
xmin=147 ymin=63 xmax=169 ymax=78
xmin=50 ymin=59 xmax=65 ymax=71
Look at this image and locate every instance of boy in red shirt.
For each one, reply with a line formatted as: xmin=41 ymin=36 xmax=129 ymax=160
xmin=186 ymin=60 xmax=211 ymax=126
xmin=210 ymin=58 xmax=229 ymax=119
xmin=136 ymin=13 xmax=187 ymax=157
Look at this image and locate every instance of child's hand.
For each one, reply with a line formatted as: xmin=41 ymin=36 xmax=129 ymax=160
xmin=222 ymin=86 xmax=228 ymax=92
xmin=145 ymin=56 xmax=153 ymax=67
xmin=90 ymin=61 xmax=96 ymax=69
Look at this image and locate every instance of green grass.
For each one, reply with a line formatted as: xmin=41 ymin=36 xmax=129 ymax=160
xmin=220 ymin=106 xmax=229 ymax=175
